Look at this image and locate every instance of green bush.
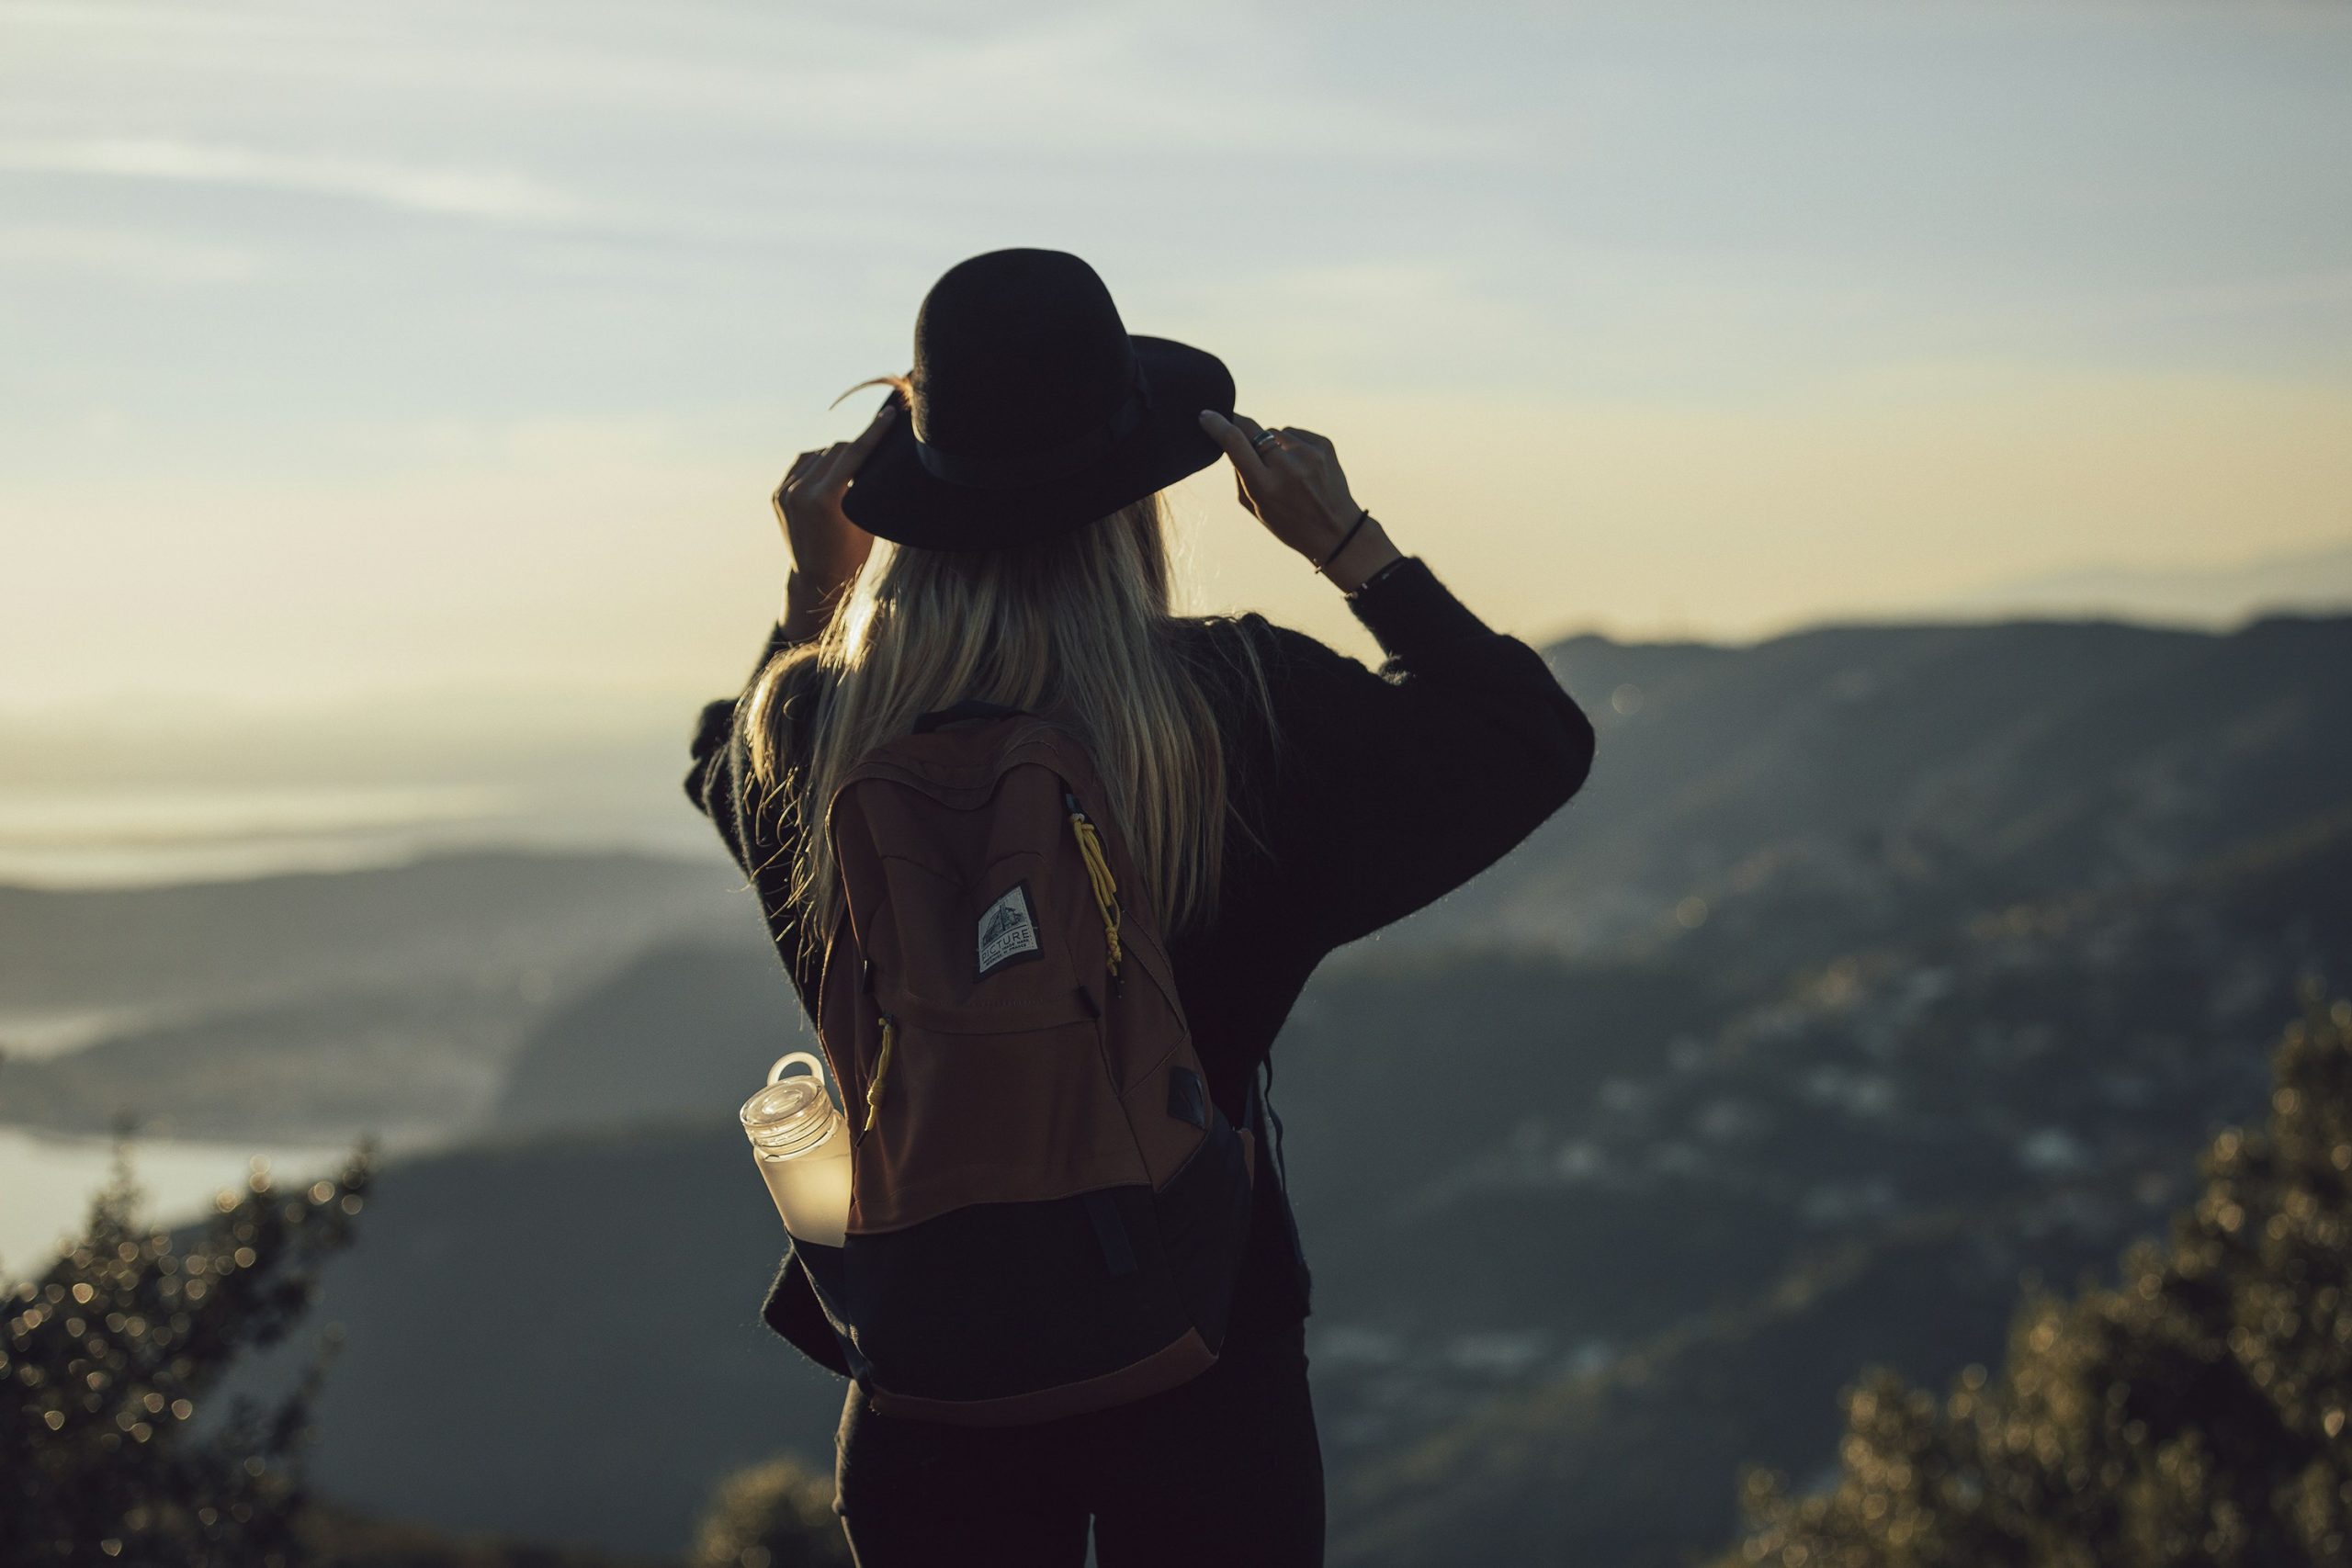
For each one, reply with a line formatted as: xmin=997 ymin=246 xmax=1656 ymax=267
xmin=300 ymin=1502 xmax=671 ymax=1567
xmin=1719 ymin=997 xmax=2352 ymax=1567
xmin=689 ymin=1456 xmax=849 ymax=1568
xmin=2 ymin=1142 xmax=371 ymax=1567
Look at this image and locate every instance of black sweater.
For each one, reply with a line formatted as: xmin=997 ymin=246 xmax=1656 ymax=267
xmin=685 ymin=555 xmax=1596 ymax=1376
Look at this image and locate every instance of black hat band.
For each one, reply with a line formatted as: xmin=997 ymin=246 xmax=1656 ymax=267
xmin=913 ymin=362 xmax=1154 ymax=492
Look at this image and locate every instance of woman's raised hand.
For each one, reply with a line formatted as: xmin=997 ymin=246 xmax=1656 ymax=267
xmin=1197 ymin=409 xmax=1401 ymax=592
xmin=775 ymin=389 xmax=900 ymax=602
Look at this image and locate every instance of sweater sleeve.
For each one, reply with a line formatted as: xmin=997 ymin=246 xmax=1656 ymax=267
xmin=684 ymin=620 xmax=805 ymax=830
xmin=761 ymin=1249 xmax=854 ymax=1379
xmin=1250 ymin=556 xmax=1595 ymax=955
xmin=684 ymin=620 xmax=819 ymax=969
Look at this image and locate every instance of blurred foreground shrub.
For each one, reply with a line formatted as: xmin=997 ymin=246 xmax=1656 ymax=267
xmin=1720 ymin=996 xmax=2352 ymax=1567
xmin=1 ymin=1143 xmax=371 ymax=1567
xmin=690 ymin=1456 xmax=849 ymax=1568
xmin=300 ymin=1503 xmax=672 ymax=1567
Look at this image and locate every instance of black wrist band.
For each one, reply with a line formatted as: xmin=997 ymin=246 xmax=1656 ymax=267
xmin=1347 ymin=556 xmax=1411 ymax=599
xmin=1316 ymin=507 xmax=1373 ymax=575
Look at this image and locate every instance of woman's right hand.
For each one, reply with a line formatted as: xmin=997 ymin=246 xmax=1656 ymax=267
xmin=1197 ymin=409 xmax=1401 ymax=592
xmin=775 ymin=389 xmax=900 ymax=594
xmin=773 ymin=389 xmax=901 ymax=637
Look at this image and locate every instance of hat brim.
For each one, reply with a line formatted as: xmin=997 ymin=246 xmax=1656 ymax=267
xmin=841 ymin=335 xmax=1236 ymax=552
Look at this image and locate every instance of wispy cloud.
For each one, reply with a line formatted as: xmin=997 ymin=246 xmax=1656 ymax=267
xmin=0 ymin=138 xmax=581 ymax=223
xmin=0 ymin=223 xmax=263 ymax=283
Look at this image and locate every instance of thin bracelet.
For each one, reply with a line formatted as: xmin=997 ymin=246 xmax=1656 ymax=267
xmin=1347 ymin=556 xmax=1410 ymax=599
xmin=1315 ymin=507 xmax=1373 ymax=575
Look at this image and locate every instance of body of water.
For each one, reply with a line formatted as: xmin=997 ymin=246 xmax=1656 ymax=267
xmin=0 ymin=1125 xmax=354 ymax=1281
xmin=0 ymin=783 xmax=714 ymax=888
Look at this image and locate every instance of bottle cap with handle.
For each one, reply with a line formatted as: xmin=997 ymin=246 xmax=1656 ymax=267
xmin=739 ymin=1051 xmax=853 ymax=1247
xmin=740 ymin=1051 xmax=840 ymax=1158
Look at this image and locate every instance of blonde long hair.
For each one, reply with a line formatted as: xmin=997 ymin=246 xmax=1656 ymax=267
xmin=741 ymin=488 xmax=1279 ymax=973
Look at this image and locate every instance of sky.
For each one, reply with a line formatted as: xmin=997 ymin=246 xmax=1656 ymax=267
xmin=3 ymin=0 xmax=2348 ymax=711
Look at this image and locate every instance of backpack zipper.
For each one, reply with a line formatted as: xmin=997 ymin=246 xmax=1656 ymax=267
xmin=1064 ymin=790 xmax=1125 ymax=996
xmin=861 ymin=1010 xmax=897 ymax=1134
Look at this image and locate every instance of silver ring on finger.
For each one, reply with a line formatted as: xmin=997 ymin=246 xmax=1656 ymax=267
xmin=1250 ymin=429 xmax=1283 ymax=453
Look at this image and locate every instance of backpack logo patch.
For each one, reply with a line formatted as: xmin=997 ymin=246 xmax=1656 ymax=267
xmin=976 ymin=881 xmax=1042 ymax=979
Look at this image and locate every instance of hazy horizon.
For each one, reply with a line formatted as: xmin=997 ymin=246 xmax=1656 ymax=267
xmin=0 ymin=526 xmax=2345 ymax=726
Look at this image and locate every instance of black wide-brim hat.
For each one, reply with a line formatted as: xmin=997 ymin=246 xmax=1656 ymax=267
xmin=841 ymin=248 xmax=1236 ymax=551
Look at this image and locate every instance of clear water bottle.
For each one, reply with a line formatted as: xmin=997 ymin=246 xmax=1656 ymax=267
xmin=739 ymin=1051 xmax=852 ymax=1247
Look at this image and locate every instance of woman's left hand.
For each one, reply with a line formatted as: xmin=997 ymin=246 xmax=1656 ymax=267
xmin=775 ymin=389 xmax=900 ymax=602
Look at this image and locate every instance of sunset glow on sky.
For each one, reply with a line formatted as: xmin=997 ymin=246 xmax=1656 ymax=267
xmin=4 ymin=0 xmax=2347 ymax=708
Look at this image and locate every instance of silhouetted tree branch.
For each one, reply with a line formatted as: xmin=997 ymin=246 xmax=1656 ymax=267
xmin=2 ymin=1138 xmax=372 ymax=1567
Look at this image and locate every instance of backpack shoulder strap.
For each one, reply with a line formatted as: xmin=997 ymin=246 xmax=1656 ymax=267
xmin=910 ymin=697 xmax=1032 ymax=734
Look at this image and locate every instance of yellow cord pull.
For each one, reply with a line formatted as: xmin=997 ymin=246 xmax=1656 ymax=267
xmin=862 ymin=1013 xmax=897 ymax=1134
xmin=1066 ymin=792 xmax=1123 ymax=979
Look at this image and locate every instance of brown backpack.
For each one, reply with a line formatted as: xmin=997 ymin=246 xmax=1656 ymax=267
xmin=789 ymin=698 xmax=1258 ymax=1425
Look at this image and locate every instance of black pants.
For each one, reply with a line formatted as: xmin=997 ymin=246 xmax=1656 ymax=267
xmin=833 ymin=1318 xmax=1324 ymax=1566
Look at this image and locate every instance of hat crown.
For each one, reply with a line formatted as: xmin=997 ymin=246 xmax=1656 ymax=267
xmin=910 ymin=249 xmax=1139 ymax=458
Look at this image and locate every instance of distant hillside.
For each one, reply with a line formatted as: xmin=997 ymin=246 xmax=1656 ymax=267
xmin=490 ymin=930 xmax=805 ymax=1134
xmin=0 ymin=849 xmax=730 ymax=1014
xmin=1326 ymin=1201 xmax=2125 ymax=1568
xmin=0 ymin=851 xmax=748 ymax=1144
xmin=0 ymin=976 xmax=527 ymax=1143
xmin=1933 ymin=537 xmax=2352 ymax=626
xmin=218 ymin=1119 xmax=842 ymax=1555
xmin=1414 ymin=614 xmax=2352 ymax=968
xmin=1300 ymin=821 xmax=2352 ymax=1566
